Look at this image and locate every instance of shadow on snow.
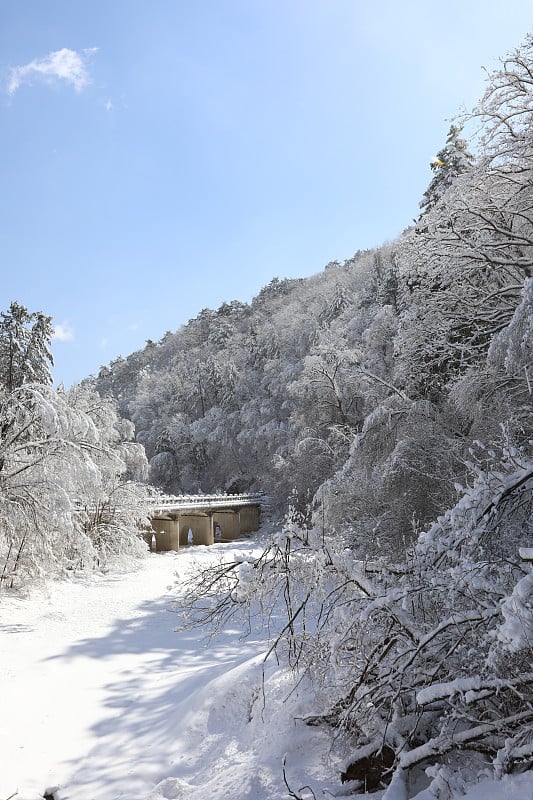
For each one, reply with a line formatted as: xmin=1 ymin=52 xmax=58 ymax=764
xmin=42 ymin=578 xmax=265 ymax=799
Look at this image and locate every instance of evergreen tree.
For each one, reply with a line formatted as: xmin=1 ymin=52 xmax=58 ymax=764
xmin=0 ymin=302 xmax=54 ymax=391
xmin=418 ymin=124 xmax=475 ymax=216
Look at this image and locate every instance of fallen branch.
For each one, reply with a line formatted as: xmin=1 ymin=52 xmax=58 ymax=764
xmin=282 ymin=755 xmax=317 ymax=800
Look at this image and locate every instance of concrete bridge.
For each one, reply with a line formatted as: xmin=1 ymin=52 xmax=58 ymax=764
xmin=146 ymin=493 xmax=264 ymax=552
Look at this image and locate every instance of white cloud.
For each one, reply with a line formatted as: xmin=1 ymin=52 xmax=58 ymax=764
xmin=52 ymin=321 xmax=74 ymax=342
xmin=7 ymin=47 xmax=97 ymax=95
xmin=105 ymin=98 xmax=113 ymax=112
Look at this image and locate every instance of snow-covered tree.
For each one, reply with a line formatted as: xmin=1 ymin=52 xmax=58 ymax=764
xmin=418 ymin=124 xmax=475 ymax=216
xmin=0 ymin=379 xmax=151 ymax=589
xmin=398 ymin=35 xmax=533 ymax=402
xmin=397 ymin=168 xmax=530 ymax=399
xmin=472 ymin=32 xmax=533 ymax=171
xmin=180 ymin=426 xmax=532 ymax=793
xmin=0 ymin=302 xmax=53 ymax=391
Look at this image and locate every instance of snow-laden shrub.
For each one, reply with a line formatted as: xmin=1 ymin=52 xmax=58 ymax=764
xmin=178 ymin=440 xmax=533 ymax=797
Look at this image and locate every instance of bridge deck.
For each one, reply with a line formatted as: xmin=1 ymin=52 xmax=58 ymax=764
xmin=150 ymin=492 xmax=265 ymax=515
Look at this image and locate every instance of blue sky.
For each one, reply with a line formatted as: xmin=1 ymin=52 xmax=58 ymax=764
xmin=1 ymin=1 xmax=532 ymax=387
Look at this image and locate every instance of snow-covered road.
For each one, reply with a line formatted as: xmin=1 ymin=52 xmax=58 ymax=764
xmin=0 ymin=544 xmax=334 ymax=800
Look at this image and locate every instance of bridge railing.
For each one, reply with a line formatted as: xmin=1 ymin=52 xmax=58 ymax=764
xmin=148 ymin=492 xmax=266 ymax=514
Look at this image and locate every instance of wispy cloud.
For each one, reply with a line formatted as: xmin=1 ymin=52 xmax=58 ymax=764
xmin=52 ymin=321 xmax=75 ymax=342
xmin=7 ymin=47 xmax=97 ymax=95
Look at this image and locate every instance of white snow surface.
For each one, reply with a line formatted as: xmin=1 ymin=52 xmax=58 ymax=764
xmin=1 ymin=539 xmax=532 ymax=800
xmin=0 ymin=542 xmax=337 ymax=800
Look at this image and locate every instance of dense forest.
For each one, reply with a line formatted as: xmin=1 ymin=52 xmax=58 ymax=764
xmin=95 ymin=60 xmax=531 ymax=560
xmin=1 ymin=33 xmax=532 ymax=799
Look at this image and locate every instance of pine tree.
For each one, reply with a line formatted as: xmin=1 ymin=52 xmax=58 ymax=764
xmin=418 ymin=124 xmax=475 ymax=216
xmin=0 ymin=302 xmax=54 ymax=391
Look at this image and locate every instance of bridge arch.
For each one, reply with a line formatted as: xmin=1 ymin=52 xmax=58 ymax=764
xmin=178 ymin=513 xmax=212 ymax=546
xmin=150 ymin=517 xmax=179 ymax=551
xmin=211 ymin=510 xmax=240 ymax=541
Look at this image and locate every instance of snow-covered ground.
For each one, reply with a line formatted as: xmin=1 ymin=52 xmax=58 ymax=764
xmin=0 ymin=540 xmax=337 ymax=800
xmin=1 ymin=539 xmax=532 ymax=800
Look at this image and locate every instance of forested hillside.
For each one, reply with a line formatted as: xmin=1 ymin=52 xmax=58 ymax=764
xmin=95 ymin=41 xmax=531 ymax=560
xmin=93 ymin=36 xmax=533 ymax=795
